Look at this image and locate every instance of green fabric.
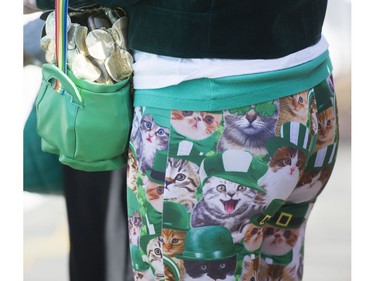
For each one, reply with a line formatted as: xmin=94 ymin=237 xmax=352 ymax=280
xmin=143 ymin=107 xmax=171 ymax=128
xmin=253 ymin=199 xmax=286 ymax=226
xmin=199 ymin=150 xmax=268 ymax=193
xmin=266 ymin=203 xmax=311 ymax=228
xmin=24 ymin=104 xmax=63 ymax=195
xmin=36 ymin=64 xmax=132 ymax=172
xmin=306 ymin=142 xmax=338 ymax=171
xmin=261 ymin=250 xmax=293 ymax=266
xmin=134 ymin=51 xmax=332 ymax=111
xmin=127 ymin=187 xmax=140 ymax=216
xmin=314 ymin=78 xmax=335 ymax=113
xmin=163 ymin=201 xmax=191 ymax=231
xmin=169 ymin=126 xmax=219 ymax=154
xmin=142 ymin=201 xmax=162 ymax=235
xmin=37 ymin=0 xmax=327 ymax=59
xmin=265 ymin=122 xmax=309 ymax=158
xmin=145 ymin=150 xmax=168 ymax=184
xmin=175 ymin=225 xmax=243 ymax=261
xmin=140 ymin=233 xmax=160 ymax=254
xmin=122 ymin=0 xmax=327 ymax=59
xmin=130 ymin=244 xmax=150 ymax=272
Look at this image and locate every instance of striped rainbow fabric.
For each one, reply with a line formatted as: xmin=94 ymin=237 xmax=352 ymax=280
xmin=54 ymin=0 xmax=69 ymax=92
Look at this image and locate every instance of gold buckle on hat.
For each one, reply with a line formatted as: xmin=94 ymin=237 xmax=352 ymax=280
xmin=276 ymin=212 xmax=292 ymax=227
xmin=259 ymin=215 xmax=272 ymax=225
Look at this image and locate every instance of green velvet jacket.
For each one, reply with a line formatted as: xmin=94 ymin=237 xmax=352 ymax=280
xmin=36 ymin=0 xmax=328 ymax=59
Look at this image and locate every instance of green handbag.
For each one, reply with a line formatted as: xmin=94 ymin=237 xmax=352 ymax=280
xmin=36 ymin=1 xmax=133 ymax=172
xmin=24 ymin=104 xmax=63 ymax=195
xmin=36 ymin=64 xmax=132 ymax=171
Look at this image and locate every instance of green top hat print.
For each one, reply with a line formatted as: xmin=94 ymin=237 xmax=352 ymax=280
xmin=145 ymin=150 xmax=168 ymax=185
xmin=199 ymin=149 xmax=268 ymax=193
xmin=143 ymin=107 xmax=171 ymax=128
xmin=168 ymin=125 xmax=219 ymax=166
xmin=163 ymin=201 xmax=191 ymax=231
xmin=168 ymin=139 xmax=206 ymax=166
xmin=130 ymin=244 xmax=150 ymax=272
xmin=305 ymin=142 xmax=338 ymax=171
xmin=139 ymin=233 xmax=161 ymax=255
xmin=252 ymin=198 xmax=286 ymax=226
xmin=265 ymin=202 xmax=311 ymax=229
xmin=127 ymin=187 xmax=140 ymax=217
xmin=266 ymin=121 xmax=309 ymax=157
xmin=175 ymin=225 xmax=243 ymax=261
xmin=314 ymin=78 xmax=334 ymax=113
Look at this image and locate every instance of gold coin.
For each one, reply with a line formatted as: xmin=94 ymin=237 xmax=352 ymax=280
xmin=75 ymin=25 xmax=89 ymax=56
xmin=110 ymin=17 xmax=128 ymax=49
xmin=105 ymin=48 xmax=133 ymax=82
xmin=72 ymin=53 xmax=101 ymax=82
xmin=86 ymin=29 xmax=115 ymax=60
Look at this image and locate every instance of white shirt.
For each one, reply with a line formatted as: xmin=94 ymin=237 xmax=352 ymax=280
xmin=132 ymin=36 xmax=329 ymax=89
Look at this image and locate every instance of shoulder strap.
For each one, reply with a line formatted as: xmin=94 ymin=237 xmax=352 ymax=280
xmin=55 ymin=0 xmax=69 ymax=74
xmin=53 ymin=0 xmax=69 ymax=92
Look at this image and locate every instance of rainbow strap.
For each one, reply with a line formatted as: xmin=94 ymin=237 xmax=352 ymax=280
xmin=54 ymin=0 xmax=69 ymax=92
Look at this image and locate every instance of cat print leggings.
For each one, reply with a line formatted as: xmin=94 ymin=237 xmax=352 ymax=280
xmin=126 ymin=75 xmax=339 ymax=281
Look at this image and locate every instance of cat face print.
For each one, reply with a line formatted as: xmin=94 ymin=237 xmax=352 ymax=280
xmin=314 ymin=106 xmax=336 ymax=151
xmin=275 ymin=92 xmax=309 ymax=136
xmin=171 ymin=111 xmax=222 ymax=140
xmin=259 ymin=147 xmax=306 ymax=202
xmin=289 ymin=92 xmax=309 ymax=118
xmin=140 ymin=114 xmax=170 ymax=148
xmin=243 ymin=224 xmax=264 ymax=252
xmin=143 ymin=175 xmax=164 ymax=212
xmin=217 ymin=105 xmax=278 ymax=156
xmin=268 ymin=147 xmax=306 ymax=178
xmin=202 ymin=176 xmax=262 ymax=216
xmin=164 ymin=158 xmax=200 ymax=211
xmin=137 ymin=114 xmax=170 ymax=171
xmin=161 ymin=228 xmax=186 ymax=257
xmin=191 ymin=176 xmax=265 ymax=232
xmin=129 ymin=211 xmax=142 ymax=246
xmin=146 ymin=237 xmax=165 ymax=280
xmin=183 ymin=256 xmax=237 ymax=281
xmin=261 ymin=225 xmax=300 ymax=256
xmin=279 ymin=92 xmax=309 ymax=120
xmin=225 ymin=108 xmax=277 ymax=136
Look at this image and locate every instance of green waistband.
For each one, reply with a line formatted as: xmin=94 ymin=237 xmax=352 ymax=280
xmin=134 ymin=51 xmax=332 ymax=111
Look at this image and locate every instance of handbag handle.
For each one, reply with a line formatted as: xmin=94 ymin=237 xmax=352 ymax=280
xmin=53 ymin=0 xmax=70 ymax=93
xmin=51 ymin=0 xmax=82 ymax=103
xmin=43 ymin=64 xmax=82 ymax=104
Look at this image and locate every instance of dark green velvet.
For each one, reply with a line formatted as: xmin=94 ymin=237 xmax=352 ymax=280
xmin=36 ymin=0 xmax=327 ymax=59
xmin=124 ymin=0 xmax=327 ymax=59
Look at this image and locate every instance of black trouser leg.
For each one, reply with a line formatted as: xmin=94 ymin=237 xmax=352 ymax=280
xmin=62 ymin=165 xmax=111 ymax=281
